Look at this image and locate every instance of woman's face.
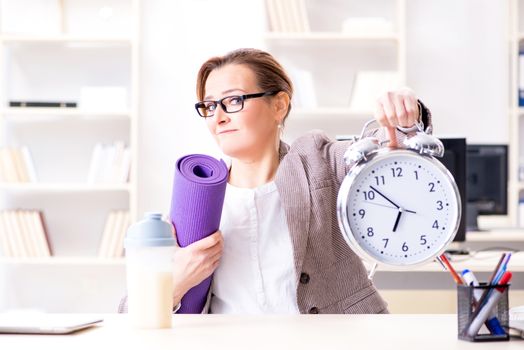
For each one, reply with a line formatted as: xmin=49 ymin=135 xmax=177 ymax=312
xmin=203 ymin=64 xmax=280 ymax=159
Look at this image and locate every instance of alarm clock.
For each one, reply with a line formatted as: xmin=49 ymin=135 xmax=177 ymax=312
xmin=337 ymin=121 xmax=461 ymax=275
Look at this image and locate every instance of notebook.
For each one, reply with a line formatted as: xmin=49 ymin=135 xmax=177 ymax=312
xmin=510 ymin=305 xmax=524 ymax=338
xmin=0 ymin=313 xmax=103 ymax=334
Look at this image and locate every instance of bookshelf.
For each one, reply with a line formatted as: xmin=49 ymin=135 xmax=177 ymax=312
xmin=510 ymin=0 xmax=524 ymax=227
xmin=0 ymin=0 xmax=140 ymax=263
xmin=262 ymin=0 xmax=406 ymax=141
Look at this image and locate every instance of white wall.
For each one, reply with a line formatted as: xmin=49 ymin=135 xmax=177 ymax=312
xmin=137 ymin=0 xmax=509 ymax=215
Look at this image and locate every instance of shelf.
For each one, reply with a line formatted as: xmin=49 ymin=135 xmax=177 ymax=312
xmin=0 ymin=183 xmax=131 ymax=192
xmin=0 ymin=108 xmax=131 ymax=121
xmin=264 ymin=32 xmax=400 ymax=41
xmin=0 ymin=35 xmax=132 ymax=45
xmin=467 ymin=229 xmax=524 ymax=242
xmin=0 ymin=256 xmax=125 ymax=265
xmin=363 ymin=251 xmax=524 ymax=272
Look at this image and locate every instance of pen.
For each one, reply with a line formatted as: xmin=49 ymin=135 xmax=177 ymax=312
xmin=438 ymin=253 xmax=464 ymax=285
xmin=462 ymin=269 xmax=505 ymax=335
xmin=488 ymin=253 xmax=506 ymax=284
xmin=470 ymin=252 xmax=507 ymax=318
xmin=492 ymin=253 xmax=512 ymax=285
xmin=466 ymin=271 xmax=512 ymax=337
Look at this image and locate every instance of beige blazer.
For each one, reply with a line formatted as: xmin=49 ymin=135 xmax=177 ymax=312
xmin=273 ymin=131 xmax=386 ymax=314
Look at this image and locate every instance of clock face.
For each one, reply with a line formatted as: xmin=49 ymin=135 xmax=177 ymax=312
xmin=338 ymin=149 xmax=461 ymax=267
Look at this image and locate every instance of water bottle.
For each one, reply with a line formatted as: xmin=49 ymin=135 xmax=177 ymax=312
xmin=124 ymin=212 xmax=175 ymax=328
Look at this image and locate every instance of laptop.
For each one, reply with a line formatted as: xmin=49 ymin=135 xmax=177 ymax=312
xmin=0 ymin=313 xmax=103 ymax=335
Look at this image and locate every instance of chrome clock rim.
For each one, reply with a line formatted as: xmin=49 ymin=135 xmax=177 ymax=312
xmin=337 ymin=148 xmax=462 ymax=269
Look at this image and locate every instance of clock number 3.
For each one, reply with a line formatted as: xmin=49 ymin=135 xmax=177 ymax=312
xmin=436 ymin=200 xmax=444 ymax=210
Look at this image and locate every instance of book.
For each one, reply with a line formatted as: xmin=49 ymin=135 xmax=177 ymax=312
xmin=265 ymin=0 xmax=281 ymax=32
xmin=0 ymin=148 xmax=18 ymax=182
xmin=5 ymin=210 xmax=25 ymax=257
xmin=107 ymin=211 xmax=124 ymax=258
xmin=287 ymin=67 xmax=317 ymax=109
xmin=0 ymin=211 xmax=13 ymax=257
xmin=9 ymin=101 xmax=76 ymax=108
xmin=20 ymin=146 xmax=37 ymax=183
xmin=113 ymin=211 xmax=130 ymax=257
xmin=13 ymin=210 xmax=34 ymax=257
xmin=11 ymin=149 xmax=29 ymax=183
xmin=87 ymin=142 xmax=130 ymax=184
xmin=519 ymin=50 xmax=524 ymax=107
xmin=35 ymin=211 xmax=52 ymax=256
xmin=98 ymin=211 xmax=115 ymax=257
xmin=349 ymin=71 xmax=401 ymax=113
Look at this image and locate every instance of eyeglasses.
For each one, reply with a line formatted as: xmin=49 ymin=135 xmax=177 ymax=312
xmin=195 ymin=91 xmax=279 ymax=118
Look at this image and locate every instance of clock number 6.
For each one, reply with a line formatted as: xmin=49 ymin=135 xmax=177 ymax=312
xmin=402 ymin=242 xmax=409 ymax=252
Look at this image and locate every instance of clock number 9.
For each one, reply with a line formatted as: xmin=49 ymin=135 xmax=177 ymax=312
xmin=358 ymin=209 xmax=365 ymax=218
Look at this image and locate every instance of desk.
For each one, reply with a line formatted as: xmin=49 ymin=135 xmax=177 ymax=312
xmin=0 ymin=314 xmax=522 ymax=350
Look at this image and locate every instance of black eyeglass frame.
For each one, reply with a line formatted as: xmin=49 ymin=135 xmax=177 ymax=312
xmin=194 ymin=90 xmax=279 ymax=118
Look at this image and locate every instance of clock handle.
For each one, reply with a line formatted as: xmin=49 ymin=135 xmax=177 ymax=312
xmin=367 ymin=262 xmax=378 ymax=280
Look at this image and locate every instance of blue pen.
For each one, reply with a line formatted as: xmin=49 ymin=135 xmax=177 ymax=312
xmin=462 ymin=269 xmax=505 ymax=335
xmin=492 ymin=253 xmax=512 ymax=285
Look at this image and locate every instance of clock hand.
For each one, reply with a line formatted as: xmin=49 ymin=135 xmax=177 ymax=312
xmin=365 ymin=201 xmax=417 ymax=214
xmin=364 ymin=201 xmax=398 ymax=210
xmin=369 ymin=185 xmax=400 ymax=209
xmin=392 ymin=208 xmax=403 ymax=232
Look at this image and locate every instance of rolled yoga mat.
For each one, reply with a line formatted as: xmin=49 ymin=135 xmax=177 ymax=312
xmin=169 ymin=154 xmax=228 ymax=313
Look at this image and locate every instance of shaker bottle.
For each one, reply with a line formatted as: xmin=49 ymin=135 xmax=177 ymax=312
xmin=124 ymin=212 xmax=176 ymax=328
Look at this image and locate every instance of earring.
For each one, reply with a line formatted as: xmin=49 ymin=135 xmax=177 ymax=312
xmin=277 ymin=124 xmax=282 ymax=129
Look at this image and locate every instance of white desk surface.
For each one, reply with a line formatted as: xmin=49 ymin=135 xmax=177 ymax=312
xmin=0 ymin=314 xmax=522 ymax=349
xmin=362 ymin=251 xmax=524 ymax=272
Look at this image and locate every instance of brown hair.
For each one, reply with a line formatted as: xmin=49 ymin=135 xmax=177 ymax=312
xmin=196 ymin=48 xmax=293 ymax=123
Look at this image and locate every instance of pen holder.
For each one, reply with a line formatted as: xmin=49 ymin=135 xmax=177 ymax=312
xmin=457 ymin=283 xmax=510 ymax=342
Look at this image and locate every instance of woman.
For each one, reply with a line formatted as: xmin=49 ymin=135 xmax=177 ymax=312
xmin=139 ymin=48 xmax=430 ymax=314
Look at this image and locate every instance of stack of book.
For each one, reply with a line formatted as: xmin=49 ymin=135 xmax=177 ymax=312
xmin=87 ymin=141 xmax=131 ymax=184
xmin=98 ymin=210 xmax=130 ymax=258
xmin=265 ymin=0 xmax=310 ymax=32
xmin=0 ymin=147 xmax=37 ymax=183
xmin=0 ymin=210 xmax=51 ymax=258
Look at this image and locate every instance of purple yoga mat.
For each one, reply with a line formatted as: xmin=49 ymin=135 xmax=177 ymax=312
xmin=169 ymin=154 xmax=228 ymax=313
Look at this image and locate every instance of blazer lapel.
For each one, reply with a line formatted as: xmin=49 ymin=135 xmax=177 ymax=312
xmin=276 ymin=142 xmax=311 ymax=282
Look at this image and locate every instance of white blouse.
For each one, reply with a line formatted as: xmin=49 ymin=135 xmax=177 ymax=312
xmin=210 ymin=181 xmax=300 ymax=314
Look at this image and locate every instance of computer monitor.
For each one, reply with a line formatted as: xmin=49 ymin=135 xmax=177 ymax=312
xmin=466 ymin=144 xmax=508 ymax=231
xmin=439 ymin=138 xmax=466 ymax=242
